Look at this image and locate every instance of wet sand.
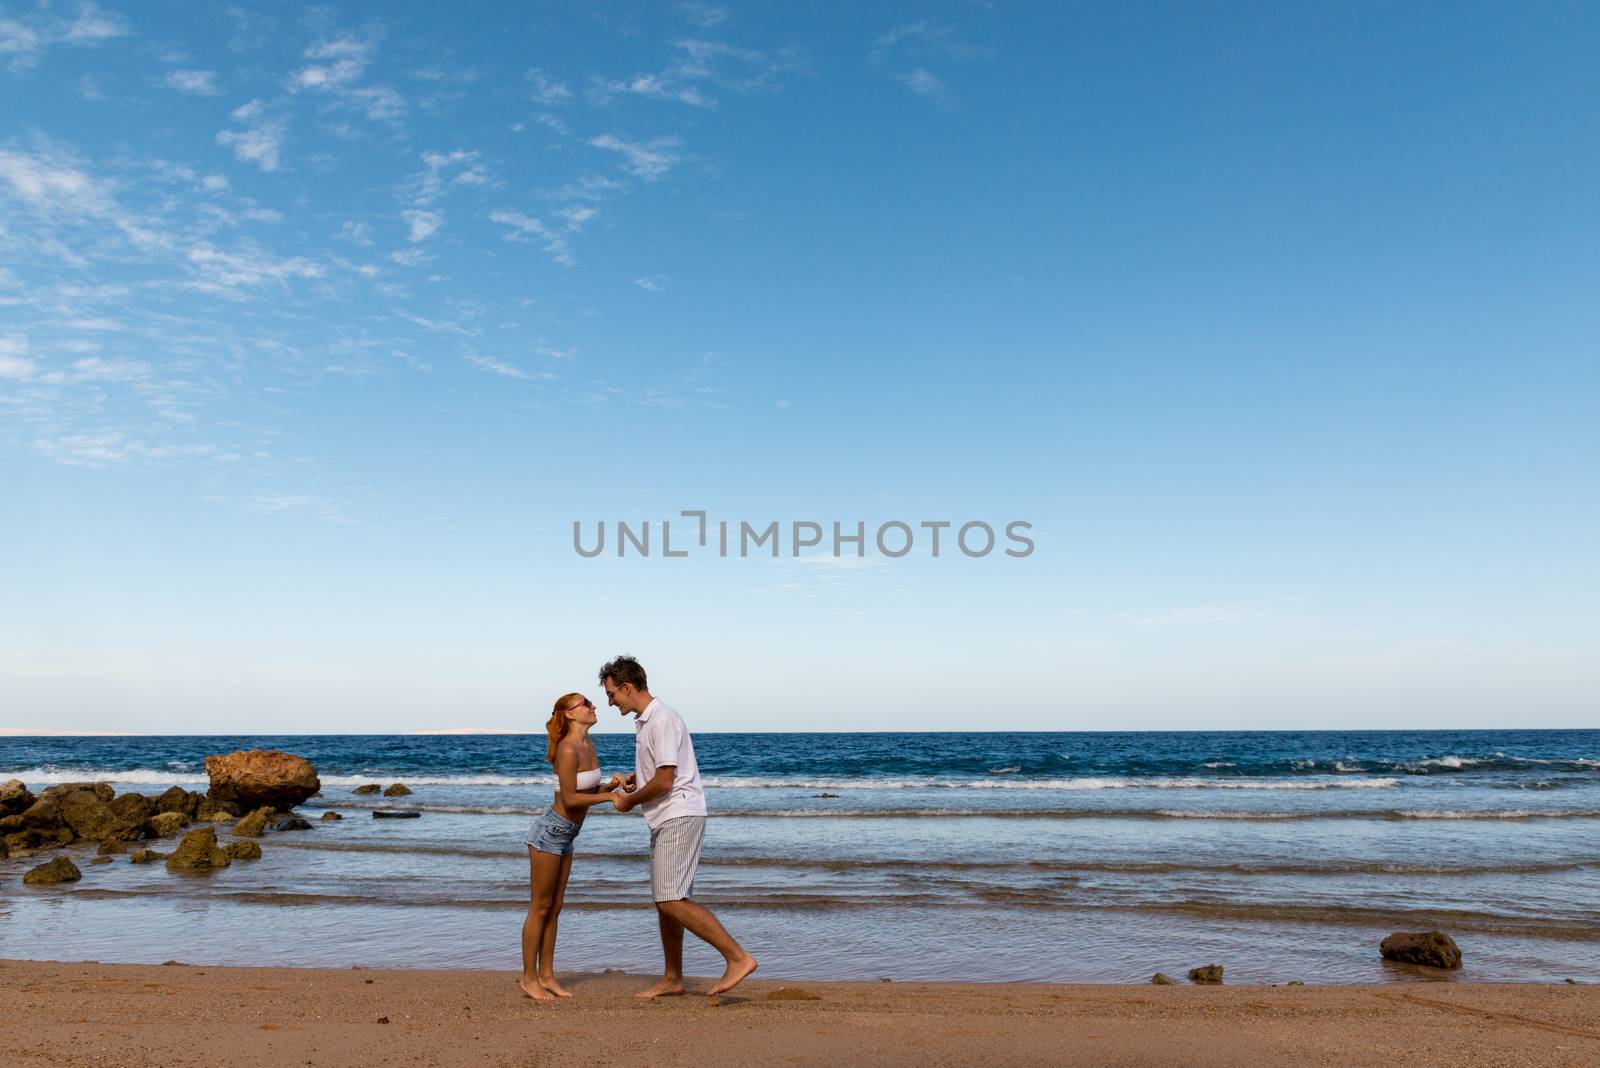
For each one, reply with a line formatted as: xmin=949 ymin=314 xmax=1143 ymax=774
xmin=3 ymin=961 xmax=1597 ymax=1067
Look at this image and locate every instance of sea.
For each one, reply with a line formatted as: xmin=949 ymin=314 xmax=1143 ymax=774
xmin=3 ymin=730 xmax=1598 ymax=984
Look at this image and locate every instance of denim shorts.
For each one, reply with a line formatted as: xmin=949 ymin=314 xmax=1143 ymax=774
xmin=525 ymin=808 xmax=580 ymax=857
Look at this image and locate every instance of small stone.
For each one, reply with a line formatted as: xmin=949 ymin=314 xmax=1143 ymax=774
xmin=1151 ymin=972 xmax=1176 ymax=985
xmin=372 ymin=810 xmax=421 ymax=819
xmin=383 ymin=783 xmax=412 ymax=797
xmin=273 ymin=817 xmax=313 ymax=831
xmin=90 ymin=856 xmax=112 ymax=865
xmin=376 ymin=1016 xmax=389 ymax=1024
xmin=353 ymin=784 xmax=382 ymax=795
xmin=320 ymin=811 xmax=342 ymax=821
xmin=1287 ymin=980 xmax=1306 ymax=986
xmin=879 ymin=977 xmax=892 ymax=983
xmin=1188 ymin=965 xmax=1224 ymax=984
xmin=813 ymin=793 xmax=840 ymax=798
xmin=23 ymin=855 xmax=82 ymax=884
xmin=129 ymin=847 xmax=167 ymax=864
xmin=223 ymin=840 xmax=262 ymax=860
xmin=364 ymin=978 xmax=374 ymax=984
xmin=706 ymin=997 xmax=722 ymax=1007
xmin=1565 ymin=978 xmax=1578 ymax=984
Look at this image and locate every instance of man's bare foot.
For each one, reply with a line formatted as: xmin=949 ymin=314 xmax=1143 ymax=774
xmin=635 ymin=976 xmax=687 ymax=999
xmin=708 ymin=954 xmax=758 ymax=996
xmin=539 ymin=975 xmax=574 ymax=998
xmin=519 ymin=975 xmax=556 ymax=1001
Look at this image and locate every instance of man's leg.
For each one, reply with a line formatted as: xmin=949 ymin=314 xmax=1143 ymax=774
xmin=656 ymin=896 xmax=758 ymax=995
xmin=637 ymin=824 xmax=686 ymax=998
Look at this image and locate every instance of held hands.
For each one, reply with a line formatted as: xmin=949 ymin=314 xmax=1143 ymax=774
xmin=611 ymin=789 xmax=633 ymax=813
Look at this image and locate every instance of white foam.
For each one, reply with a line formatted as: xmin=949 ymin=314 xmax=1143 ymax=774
xmin=0 ymin=768 xmax=1405 ymax=792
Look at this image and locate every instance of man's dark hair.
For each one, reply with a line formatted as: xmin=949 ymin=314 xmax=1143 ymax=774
xmin=599 ymin=655 xmax=648 ymax=692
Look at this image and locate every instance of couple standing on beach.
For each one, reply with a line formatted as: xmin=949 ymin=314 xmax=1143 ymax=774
xmin=519 ymin=655 xmax=758 ymax=1001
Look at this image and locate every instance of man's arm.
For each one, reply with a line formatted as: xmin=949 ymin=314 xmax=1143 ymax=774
xmin=613 ymin=765 xmax=675 ymax=813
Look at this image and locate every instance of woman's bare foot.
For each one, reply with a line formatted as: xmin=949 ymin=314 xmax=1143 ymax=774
xmin=538 ymin=975 xmax=574 ymax=998
xmin=708 ymin=954 xmax=758 ymax=996
xmin=635 ymin=976 xmax=687 ymax=999
xmin=519 ymin=975 xmax=556 ymax=1001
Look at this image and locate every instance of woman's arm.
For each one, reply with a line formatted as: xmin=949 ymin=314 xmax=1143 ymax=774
xmin=612 ymin=765 xmax=674 ymax=813
xmin=554 ymin=744 xmax=617 ymax=809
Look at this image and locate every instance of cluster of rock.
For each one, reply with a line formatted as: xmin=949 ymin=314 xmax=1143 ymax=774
xmin=352 ymin=782 xmax=412 ymax=796
xmin=1150 ymin=931 xmax=1465 ymax=985
xmin=7 ymin=749 xmax=326 ymax=884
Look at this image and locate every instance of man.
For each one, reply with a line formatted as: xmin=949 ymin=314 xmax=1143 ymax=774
xmin=601 ymin=654 xmax=758 ymax=998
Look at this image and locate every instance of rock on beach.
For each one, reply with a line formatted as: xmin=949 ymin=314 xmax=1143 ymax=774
xmin=165 ymin=826 xmax=231 ymax=872
xmin=1381 ymin=931 xmax=1462 ymax=970
xmin=205 ymin=750 xmax=320 ymax=812
xmin=24 ymin=855 xmax=82 ymax=885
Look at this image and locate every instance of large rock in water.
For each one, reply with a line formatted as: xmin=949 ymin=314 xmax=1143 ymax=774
xmin=165 ymin=826 xmax=231 ymax=872
xmin=53 ymin=789 xmax=153 ymax=843
xmin=24 ymin=855 xmax=82 ymax=885
xmin=205 ymin=750 xmax=320 ymax=812
xmin=231 ymin=807 xmax=273 ymax=838
xmin=148 ymin=811 xmax=190 ymax=838
xmin=155 ymin=786 xmax=201 ymax=818
xmin=41 ymin=783 xmax=113 ymax=803
xmin=0 ymin=779 xmax=35 ymax=817
xmin=223 ymin=840 xmax=262 ymax=860
xmin=1381 ymin=931 xmax=1462 ymax=970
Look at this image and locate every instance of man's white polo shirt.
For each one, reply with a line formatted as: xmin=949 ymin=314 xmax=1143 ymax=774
xmin=633 ymin=697 xmax=707 ymax=830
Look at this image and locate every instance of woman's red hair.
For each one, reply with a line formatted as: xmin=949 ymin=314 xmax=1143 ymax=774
xmin=546 ymin=692 xmax=588 ymax=765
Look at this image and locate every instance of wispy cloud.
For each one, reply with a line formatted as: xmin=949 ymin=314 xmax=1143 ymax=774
xmin=588 ymin=134 xmax=681 ymax=181
xmin=898 ymin=68 xmax=949 ymax=106
xmin=464 ymin=353 xmax=543 ymax=380
xmin=216 ymin=99 xmax=287 ymax=171
xmin=1 ymin=2 xmax=130 ymax=75
xmin=871 ymin=20 xmax=989 ymax=104
xmin=488 ymin=209 xmax=576 ymax=266
xmin=163 ymin=68 xmax=218 ymax=95
xmin=289 ymin=29 xmax=405 ymax=124
xmin=675 ymin=2 xmax=731 ymax=29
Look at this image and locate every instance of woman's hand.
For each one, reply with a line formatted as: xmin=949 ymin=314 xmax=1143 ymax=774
xmin=611 ymin=789 xmax=633 ymax=813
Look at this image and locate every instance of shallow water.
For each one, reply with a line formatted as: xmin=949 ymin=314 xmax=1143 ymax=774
xmin=3 ymin=730 xmax=1598 ymax=983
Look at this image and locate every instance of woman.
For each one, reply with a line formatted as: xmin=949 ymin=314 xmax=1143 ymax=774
xmin=520 ymin=692 xmax=617 ymax=1000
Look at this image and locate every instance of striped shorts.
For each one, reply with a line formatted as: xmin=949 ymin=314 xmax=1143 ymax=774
xmin=649 ymin=815 xmax=706 ymax=902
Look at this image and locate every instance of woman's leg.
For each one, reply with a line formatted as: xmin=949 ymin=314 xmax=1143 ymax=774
xmin=537 ymin=851 xmax=577 ymax=996
xmin=520 ymin=845 xmax=562 ymax=1000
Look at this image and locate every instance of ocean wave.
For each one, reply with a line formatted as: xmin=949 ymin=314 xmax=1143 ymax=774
xmin=697 ymin=776 xmax=1405 ymax=791
xmin=708 ymin=807 xmax=1600 ymax=821
xmin=1 ymin=768 xmax=1407 ymax=791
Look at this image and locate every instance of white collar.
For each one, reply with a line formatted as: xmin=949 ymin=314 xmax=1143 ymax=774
xmin=635 ymin=696 xmax=662 ymax=725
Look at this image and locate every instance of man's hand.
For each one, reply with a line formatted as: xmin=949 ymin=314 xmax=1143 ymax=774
xmin=611 ymin=789 xmax=633 ymax=813
xmin=607 ymin=772 xmax=632 ymax=791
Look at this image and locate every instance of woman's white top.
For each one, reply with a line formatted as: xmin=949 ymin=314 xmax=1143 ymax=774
xmin=573 ymin=767 xmax=602 ymax=791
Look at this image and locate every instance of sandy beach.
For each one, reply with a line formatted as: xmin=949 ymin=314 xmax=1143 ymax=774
xmin=2 ymin=962 xmax=1595 ymax=1068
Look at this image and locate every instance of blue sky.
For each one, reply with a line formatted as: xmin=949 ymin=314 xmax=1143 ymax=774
xmin=2 ymin=2 xmax=1597 ymax=733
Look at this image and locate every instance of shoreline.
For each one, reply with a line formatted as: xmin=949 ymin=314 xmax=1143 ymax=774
xmin=3 ymin=961 xmax=1596 ymax=1067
